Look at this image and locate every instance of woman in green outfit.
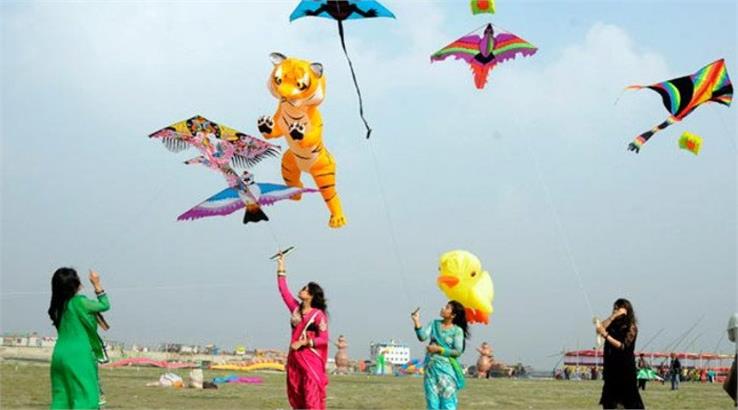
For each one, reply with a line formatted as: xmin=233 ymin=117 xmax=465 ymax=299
xmin=48 ymin=268 xmax=110 ymax=409
xmin=412 ymin=301 xmax=469 ymax=410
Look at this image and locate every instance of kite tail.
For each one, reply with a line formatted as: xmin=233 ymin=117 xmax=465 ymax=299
xmin=243 ymin=204 xmax=269 ymax=224
xmin=470 ymin=64 xmax=491 ymax=89
xmin=337 ymin=20 xmax=372 ymax=139
xmin=628 ymin=116 xmax=679 ymax=153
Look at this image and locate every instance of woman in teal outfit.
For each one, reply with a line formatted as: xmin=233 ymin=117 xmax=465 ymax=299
xmin=48 ymin=268 xmax=110 ymax=409
xmin=412 ymin=301 xmax=469 ymax=410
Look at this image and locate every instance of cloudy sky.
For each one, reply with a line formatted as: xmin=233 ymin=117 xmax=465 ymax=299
xmin=1 ymin=0 xmax=736 ymax=368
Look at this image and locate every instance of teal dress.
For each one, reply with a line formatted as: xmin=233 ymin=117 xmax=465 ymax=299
xmin=50 ymin=293 xmax=110 ymax=409
xmin=416 ymin=320 xmax=465 ymax=410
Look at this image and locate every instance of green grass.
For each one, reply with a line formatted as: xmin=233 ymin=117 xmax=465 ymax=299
xmin=1 ymin=362 xmax=733 ymax=409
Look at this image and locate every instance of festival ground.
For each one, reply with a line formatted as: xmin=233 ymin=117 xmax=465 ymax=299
xmin=1 ymin=362 xmax=733 ymax=409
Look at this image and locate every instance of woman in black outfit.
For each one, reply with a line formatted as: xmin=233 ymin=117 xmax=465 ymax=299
xmin=595 ymin=298 xmax=644 ymax=409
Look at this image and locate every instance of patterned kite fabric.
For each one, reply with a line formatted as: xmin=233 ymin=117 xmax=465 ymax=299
xmin=176 ymin=184 xmax=319 ymax=223
xmin=471 ymin=0 xmax=495 ymax=15
xmin=678 ymin=131 xmax=703 ymax=155
xmin=149 ymin=115 xmax=279 ymax=169
xmin=626 ymin=59 xmax=732 ymax=119
xmin=626 ymin=59 xmax=732 ymax=153
xmin=289 ymin=0 xmax=395 ymax=22
xmin=177 ymin=188 xmax=244 ymax=221
xmin=431 ymin=24 xmax=537 ymax=89
xmin=629 ymin=116 xmax=678 ymax=152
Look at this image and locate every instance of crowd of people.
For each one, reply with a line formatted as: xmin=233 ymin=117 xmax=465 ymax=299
xmin=47 ymin=263 xmax=737 ymax=410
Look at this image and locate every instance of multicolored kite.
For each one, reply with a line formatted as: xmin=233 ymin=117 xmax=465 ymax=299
xmin=678 ymin=131 xmax=703 ymax=155
xmin=290 ymin=0 xmax=396 ymax=138
xmin=626 ymin=59 xmax=732 ymax=153
xmin=149 ymin=115 xmax=279 ymax=178
xmin=177 ymin=171 xmax=317 ymax=223
xmin=149 ymin=116 xmax=315 ymax=224
xmin=471 ymin=0 xmax=495 ymax=15
xmin=431 ymin=23 xmax=537 ymax=89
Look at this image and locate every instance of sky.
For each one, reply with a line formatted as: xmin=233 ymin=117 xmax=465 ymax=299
xmin=1 ymin=0 xmax=736 ymax=369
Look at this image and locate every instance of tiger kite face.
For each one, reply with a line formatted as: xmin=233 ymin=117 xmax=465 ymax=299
xmin=267 ymin=52 xmax=325 ymax=106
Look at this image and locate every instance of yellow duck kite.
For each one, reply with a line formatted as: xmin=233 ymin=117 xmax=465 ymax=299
xmin=437 ymin=250 xmax=494 ymax=324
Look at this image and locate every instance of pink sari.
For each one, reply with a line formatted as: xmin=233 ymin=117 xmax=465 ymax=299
xmin=278 ymin=276 xmax=329 ymax=410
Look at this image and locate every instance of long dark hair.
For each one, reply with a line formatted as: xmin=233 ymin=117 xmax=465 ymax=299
xmin=613 ymin=298 xmax=637 ymax=327
xmin=48 ymin=267 xmax=81 ymax=329
xmin=306 ymin=282 xmax=327 ymax=315
xmin=612 ymin=298 xmax=638 ymax=346
xmin=448 ymin=300 xmax=470 ymax=347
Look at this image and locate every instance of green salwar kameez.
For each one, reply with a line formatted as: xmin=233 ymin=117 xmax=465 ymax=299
xmin=50 ymin=293 xmax=110 ymax=409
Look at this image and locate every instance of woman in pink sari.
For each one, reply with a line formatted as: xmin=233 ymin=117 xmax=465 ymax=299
xmin=276 ymin=253 xmax=329 ymax=410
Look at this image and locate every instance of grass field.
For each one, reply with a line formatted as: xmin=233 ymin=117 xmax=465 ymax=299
xmin=1 ymin=362 xmax=733 ymax=409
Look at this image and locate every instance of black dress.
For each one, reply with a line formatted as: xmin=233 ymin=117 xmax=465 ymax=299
xmin=599 ymin=318 xmax=645 ymax=409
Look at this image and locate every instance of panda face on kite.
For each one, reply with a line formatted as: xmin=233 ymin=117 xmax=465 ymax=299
xmin=240 ymin=171 xmax=255 ymax=186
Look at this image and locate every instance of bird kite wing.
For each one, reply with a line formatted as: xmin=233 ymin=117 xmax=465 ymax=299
xmin=492 ymin=32 xmax=538 ymax=65
xmin=431 ymin=24 xmax=537 ymax=89
xmin=289 ymin=0 xmax=395 ymax=22
xmin=177 ymin=187 xmax=244 ymax=221
xmin=431 ymin=34 xmax=485 ymax=65
xmin=148 ymin=128 xmax=193 ymax=153
xmin=256 ymin=183 xmax=318 ymax=206
xmin=216 ymin=132 xmax=280 ymax=169
xmin=150 ymin=115 xmax=278 ymax=168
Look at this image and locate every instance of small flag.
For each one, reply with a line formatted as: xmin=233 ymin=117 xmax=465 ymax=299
xmin=471 ymin=0 xmax=496 ymax=15
xmin=678 ymin=131 xmax=703 ymax=155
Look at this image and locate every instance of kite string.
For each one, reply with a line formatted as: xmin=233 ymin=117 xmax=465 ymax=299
xmin=711 ymin=109 xmax=737 ymax=151
xmin=613 ymin=88 xmax=628 ymax=106
xmin=366 ymin=138 xmax=414 ymax=308
xmin=90 ymin=170 xmax=179 ymax=269
xmin=518 ymin=123 xmax=594 ymax=317
xmin=0 ymin=282 xmax=255 ymax=300
xmin=438 ymin=23 xmax=512 ymax=49
xmin=334 ymin=18 xmax=412 ymax=303
xmin=337 ymin=20 xmax=372 ymax=139
xmin=265 ymin=220 xmax=283 ymax=252
xmin=638 ymin=328 xmax=665 ymax=352
xmin=659 ymin=314 xmax=705 ymax=357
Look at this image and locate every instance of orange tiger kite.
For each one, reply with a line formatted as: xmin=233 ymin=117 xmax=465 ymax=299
xmin=257 ymin=52 xmax=346 ymax=228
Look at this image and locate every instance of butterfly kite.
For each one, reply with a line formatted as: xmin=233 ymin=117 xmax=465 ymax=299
xmin=626 ymin=59 xmax=732 ymax=154
xmin=431 ymin=23 xmax=537 ymax=89
xmin=149 ymin=115 xmax=316 ymax=224
xmin=470 ymin=0 xmax=495 ymax=14
xmin=289 ymin=0 xmax=396 ymax=138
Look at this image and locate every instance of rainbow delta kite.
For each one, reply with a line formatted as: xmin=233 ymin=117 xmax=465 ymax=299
xmin=626 ymin=59 xmax=732 ymax=153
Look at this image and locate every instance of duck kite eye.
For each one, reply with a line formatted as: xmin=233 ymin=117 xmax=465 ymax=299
xmin=471 ymin=271 xmax=477 ymax=277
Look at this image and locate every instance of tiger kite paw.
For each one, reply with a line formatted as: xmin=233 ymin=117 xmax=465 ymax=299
xmin=257 ymin=116 xmax=273 ymax=136
xmin=329 ymin=214 xmax=346 ymax=229
xmin=289 ymin=122 xmax=306 ymax=141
